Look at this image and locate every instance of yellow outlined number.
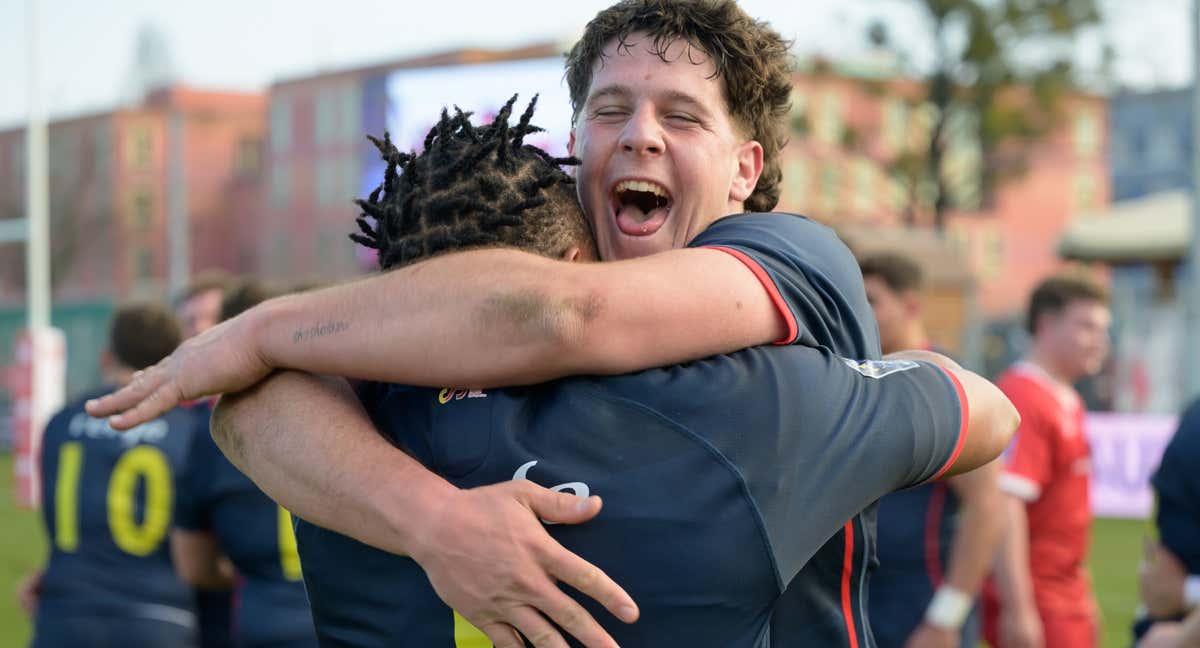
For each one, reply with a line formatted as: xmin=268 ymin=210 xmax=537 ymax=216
xmin=453 ymin=611 xmax=491 ymax=647
xmin=278 ymin=506 xmax=302 ymax=581
xmin=54 ymin=442 xmax=173 ymax=557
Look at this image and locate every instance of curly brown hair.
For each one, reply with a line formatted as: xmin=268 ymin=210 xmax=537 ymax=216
xmin=565 ymin=0 xmax=793 ymax=213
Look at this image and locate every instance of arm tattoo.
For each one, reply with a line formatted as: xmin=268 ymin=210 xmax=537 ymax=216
xmin=292 ymin=320 xmax=350 ymax=344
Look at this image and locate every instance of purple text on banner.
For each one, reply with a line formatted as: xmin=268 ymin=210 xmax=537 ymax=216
xmin=1086 ymin=413 xmax=1178 ymax=519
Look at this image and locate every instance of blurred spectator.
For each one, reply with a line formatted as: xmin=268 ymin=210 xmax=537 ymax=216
xmin=173 ymin=270 xmax=237 ymax=648
xmin=985 ymin=276 xmax=1111 ymax=648
xmin=170 ymin=276 xmax=318 ymax=648
xmin=862 ymin=252 xmax=1004 ymax=648
xmin=23 ymin=303 xmax=205 ymax=647
xmin=1135 ymin=397 xmax=1200 ymax=644
xmin=175 ymin=271 xmax=234 ymax=339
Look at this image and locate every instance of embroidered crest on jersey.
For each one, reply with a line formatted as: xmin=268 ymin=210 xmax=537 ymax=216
xmin=840 ymin=358 xmax=920 ymax=379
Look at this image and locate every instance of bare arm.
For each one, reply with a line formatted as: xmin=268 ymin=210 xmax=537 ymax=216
xmin=90 ymin=248 xmax=785 ymax=427
xmin=169 ymin=530 xmax=236 ymax=589
xmin=993 ymin=495 xmax=1044 ymax=648
xmin=941 ymin=461 xmax=1005 ymax=595
xmin=210 ymin=371 xmax=639 ymax=648
xmin=884 ymin=350 xmax=1020 ymax=476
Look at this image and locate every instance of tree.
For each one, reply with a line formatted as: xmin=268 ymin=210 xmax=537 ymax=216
xmin=868 ymin=0 xmax=1103 ymax=229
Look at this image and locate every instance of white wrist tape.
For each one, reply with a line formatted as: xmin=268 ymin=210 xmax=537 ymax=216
xmin=1185 ymin=575 xmax=1200 ymax=609
xmin=924 ymin=585 xmax=972 ymax=630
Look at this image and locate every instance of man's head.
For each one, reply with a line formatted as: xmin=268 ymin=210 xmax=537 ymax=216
xmin=1026 ymin=275 xmax=1111 ymax=381
xmin=104 ymin=303 xmax=182 ymax=383
xmin=860 ymin=252 xmax=925 ymax=355
xmin=175 ymin=270 xmax=232 ymax=338
xmin=219 ymin=278 xmax=277 ymax=323
xmin=353 ymin=95 xmax=596 ymax=270
xmin=565 ymin=0 xmax=792 ymax=260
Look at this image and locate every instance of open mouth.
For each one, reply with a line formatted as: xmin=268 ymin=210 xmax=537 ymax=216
xmin=611 ymin=180 xmax=673 ymax=236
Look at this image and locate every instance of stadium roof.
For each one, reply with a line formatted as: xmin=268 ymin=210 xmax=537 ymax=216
xmin=1059 ymin=191 xmax=1193 ymax=264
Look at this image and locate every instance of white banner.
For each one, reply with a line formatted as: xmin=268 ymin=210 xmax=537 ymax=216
xmin=1086 ymin=412 xmax=1177 ymax=519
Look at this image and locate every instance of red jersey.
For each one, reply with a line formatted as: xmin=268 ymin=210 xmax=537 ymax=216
xmin=996 ymin=362 xmax=1093 ymax=615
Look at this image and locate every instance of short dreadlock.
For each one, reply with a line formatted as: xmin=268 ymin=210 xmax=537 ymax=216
xmin=352 ymin=95 xmax=595 ymax=270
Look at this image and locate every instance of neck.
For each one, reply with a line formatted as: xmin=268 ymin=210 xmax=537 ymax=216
xmin=885 ymin=322 xmax=930 ymax=354
xmin=1025 ymin=344 xmax=1074 ymax=385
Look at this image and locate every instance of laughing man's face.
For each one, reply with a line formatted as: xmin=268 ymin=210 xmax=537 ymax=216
xmin=569 ymin=34 xmax=763 ymax=261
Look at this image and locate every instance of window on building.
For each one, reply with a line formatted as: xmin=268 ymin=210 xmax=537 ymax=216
xmin=128 ymin=127 xmax=152 ymax=169
xmin=134 ymin=247 xmax=154 ymax=280
xmin=1074 ymin=171 xmax=1099 ymax=212
xmin=315 ymin=89 xmax=337 ymax=147
xmin=883 ymin=98 xmax=908 ymax=154
xmin=270 ymin=95 xmax=292 ymax=154
xmin=817 ymin=92 xmax=844 ymax=145
xmin=316 ymin=157 xmax=335 ymax=206
xmin=340 ymin=83 xmax=363 ymax=144
xmin=130 ymin=191 xmax=153 ymax=230
xmin=236 ymin=137 xmax=261 ymax=175
xmin=271 ymin=163 xmax=291 ymax=210
xmin=1073 ymin=112 xmax=1099 ymax=158
xmin=853 ymin=159 xmax=875 ymax=213
xmin=1149 ymin=127 xmax=1179 ymax=167
xmin=819 ymin=162 xmax=841 ymax=215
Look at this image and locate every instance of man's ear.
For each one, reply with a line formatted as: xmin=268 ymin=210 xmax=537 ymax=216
xmin=729 ymin=139 xmax=764 ymax=204
xmin=902 ymin=290 xmax=923 ymax=319
xmin=560 ymin=245 xmax=583 ymax=263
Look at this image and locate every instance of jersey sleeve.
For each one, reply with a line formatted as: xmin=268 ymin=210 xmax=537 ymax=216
xmin=681 ymin=347 xmax=968 ymax=585
xmin=689 ymin=212 xmax=880 ymax=360
xmin=997 ymin=381 xmax=1053 ymax=502
xmin=1153 ymin=400 xmax=1200 ymax=572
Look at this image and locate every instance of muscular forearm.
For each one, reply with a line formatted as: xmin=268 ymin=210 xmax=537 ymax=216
xmin=210 ymin=371 xmax=456 ymax=556
xmin=244 ymin=247 xmax=781 ymax=388
xmin=942 ymin=460 xmax=1005 ymax=596
xmin=994 ymin=495 xmax=1038 ymax=611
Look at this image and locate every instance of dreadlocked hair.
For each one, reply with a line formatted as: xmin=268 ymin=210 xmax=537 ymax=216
xmin=352 ymin=94 xmax=593 ymax=270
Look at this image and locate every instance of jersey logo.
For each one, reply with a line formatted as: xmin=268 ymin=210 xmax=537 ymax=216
xmin=512 ymin=460 xmax=591 ymax=525
xmin=437 ymin=388 xmax=488 ymax=404
xmin=68 ymin=412 xmax=168 ymax=447
xmin=840 ymin=357 xmax=920 ymax=379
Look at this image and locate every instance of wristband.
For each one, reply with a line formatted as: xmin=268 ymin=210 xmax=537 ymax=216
xmin=924 ymin=585 xmax=972 ymax=630
xmin=1185 ymin=575 xmax=1200 ymax=609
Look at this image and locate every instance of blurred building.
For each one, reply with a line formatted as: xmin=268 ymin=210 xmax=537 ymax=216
xmin=1110 ymin=88 xmax=1193 ymax=200
xmin=258 ymin=43 xmax=562 ymax=283
xmin=0 ymin=86 xmax=265 ymax=399
xmin=777 ymin=58 xmax=1110 ymax=322
xmin=1059 ymin=87 xmax=1195 ymax=413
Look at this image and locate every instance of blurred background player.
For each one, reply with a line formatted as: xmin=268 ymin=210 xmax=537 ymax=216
xmin=174 ymin=271 xmax=237 ymax=648
xmin=1135 ymin=396 xmax=1200 ymax=646
xmin=174 ymin=271 xmax=233 ymax=340
xmin=23 ymin=303 xmax=203 ymax=647
xmin=986 ymin=276 xmax=1112 ymax=648
xmin=861 ymin=252 xmax=1004 ymax=648
xmin=171 ymin=277 xmax=319 ymax=648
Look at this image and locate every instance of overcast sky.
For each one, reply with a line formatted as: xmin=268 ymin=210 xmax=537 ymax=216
xmin=0 ymin=0 xmax=1193 ymax=129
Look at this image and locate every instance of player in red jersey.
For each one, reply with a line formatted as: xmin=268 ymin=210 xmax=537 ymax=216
xmin=984 ymin=276 xmax=1110 ymax=648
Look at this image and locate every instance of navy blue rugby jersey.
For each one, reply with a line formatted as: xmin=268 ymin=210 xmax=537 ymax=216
xmin=175 ymin=405 xmax=318 ymax=648
xmin=1135 ymin=398 xmax=1200 ymax=640
xmin=692 ymin=212 xmax=887 ymax=648
xmin=297 ymin=345 xmax=967 ymax=647
xmin=34 ymin=387 xmax=203 ymax=644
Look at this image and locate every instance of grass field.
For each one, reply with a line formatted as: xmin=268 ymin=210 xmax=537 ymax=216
xmin=0 ymin=452 xmax=1145 ymax=647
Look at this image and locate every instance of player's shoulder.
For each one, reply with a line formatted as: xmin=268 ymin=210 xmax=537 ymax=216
xmin=996 ymin=364 xmax=1059 ymax=409
xmin=691 ymin=211 xmax=841 ymax=250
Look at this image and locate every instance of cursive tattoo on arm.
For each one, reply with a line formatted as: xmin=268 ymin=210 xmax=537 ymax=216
xmin=291 ymin=320 xmax=350 ymax=344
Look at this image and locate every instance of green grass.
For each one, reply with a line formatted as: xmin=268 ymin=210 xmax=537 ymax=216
xmin=0 ymin=453 xmax=1151 ymax=647
xmin=1090 ymin=517 xmax=1146 ymax=648
xmin=0 ymin=452 xmax=46 ymax=648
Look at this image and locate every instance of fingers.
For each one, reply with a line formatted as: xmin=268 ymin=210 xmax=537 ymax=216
xmin=507 ymin=605 xmax=570 ymax=648
xmin=533 ymin=587 xmax=621 ymax=648
xmin=547 ymin=550 xmax=638 ymax=624
xmin=523 ymin=484 xmax=602 ymax=525
xmin=85 ymin=363 xmax=168 ymax=425
xmin=108 ymin=380 xmax=182 ymax=430
xmin=479 ymin=622 xmax=526 ymax=648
